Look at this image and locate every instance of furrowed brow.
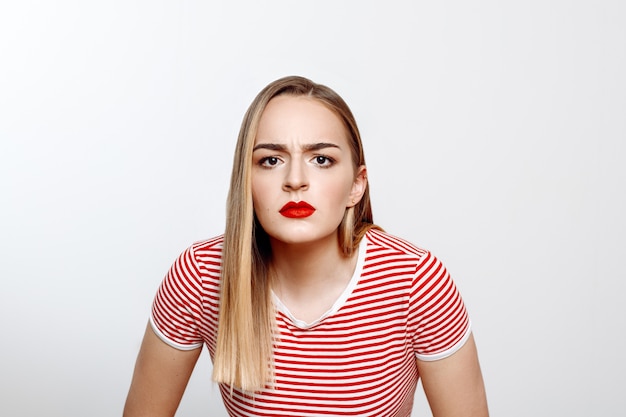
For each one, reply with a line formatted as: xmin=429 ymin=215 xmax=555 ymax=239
xmin=253 ymin=143 xmax=287 ymax=152
xmin=252 ymin=142 xmax=341 ymax=152
xmin=302 ymin=142 xmax=341 ymax=152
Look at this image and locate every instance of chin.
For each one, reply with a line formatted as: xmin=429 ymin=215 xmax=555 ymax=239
xmin=268 ymin=229 xmax=338 ymax=248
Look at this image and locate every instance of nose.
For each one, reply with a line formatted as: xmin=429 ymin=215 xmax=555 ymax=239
xmin=282 ymin=159 xmax=309 ymax=191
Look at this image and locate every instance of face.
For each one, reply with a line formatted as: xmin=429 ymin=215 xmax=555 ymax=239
xmin=251 ymin=95 xmax=367 ymax=249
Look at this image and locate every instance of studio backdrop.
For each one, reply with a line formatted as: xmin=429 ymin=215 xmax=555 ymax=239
xmin=1 ymin=1 xmax=624 ymax=416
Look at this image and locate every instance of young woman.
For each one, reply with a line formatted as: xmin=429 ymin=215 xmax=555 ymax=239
xmin=124 ymin=76 xmax=488 ymax=417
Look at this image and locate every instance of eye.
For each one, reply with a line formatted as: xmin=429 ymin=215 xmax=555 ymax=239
xmin=258 ymin=156 xmax=282 ymax=168
xmin=312 ymin=155 xmax=334 ymax=168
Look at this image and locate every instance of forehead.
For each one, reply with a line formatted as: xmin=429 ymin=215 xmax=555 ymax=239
xmin=255 ymin=95 xmax=348 ymax=145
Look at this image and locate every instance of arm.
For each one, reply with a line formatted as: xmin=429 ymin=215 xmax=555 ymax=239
xmin=417 ymin=333 xmax=489 ymax=417
xmin=123 ymin=324 xmax=202 ymax=417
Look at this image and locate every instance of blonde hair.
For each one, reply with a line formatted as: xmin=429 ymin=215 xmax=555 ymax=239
xmin=213 ymin=76 xmax=377 ymax=391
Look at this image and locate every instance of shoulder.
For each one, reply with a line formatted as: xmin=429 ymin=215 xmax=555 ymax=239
xmin=165 ymin=235 xmax=224 ymax=284
xmin=363 ymin=229 xmax=449 ymax=285
xmin=189 ymin=235 xmax=224 ymax=255
xmin=360 ymin=229 xmax=436 ymax=287
xmin=364 ymin=229 xmax=429 ymax=261
xmin=186 ymin=235 xmax=224 ymax=266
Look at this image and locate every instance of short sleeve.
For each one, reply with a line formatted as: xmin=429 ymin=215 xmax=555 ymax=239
xmin=150 ymin=245 xmax=204 ymax=350
xmin=409 ymin=251 xmax=471 ymax=361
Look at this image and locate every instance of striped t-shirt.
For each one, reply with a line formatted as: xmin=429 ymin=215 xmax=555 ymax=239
xmin=151 ymin=229 xmax=471 ymax=416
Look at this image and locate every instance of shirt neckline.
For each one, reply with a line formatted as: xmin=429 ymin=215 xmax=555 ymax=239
xmin=271 ymin=236 xmax=368 ymax=329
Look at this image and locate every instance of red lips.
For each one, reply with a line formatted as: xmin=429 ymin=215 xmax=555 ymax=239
xmin=279 ymin=201 xmax=316 ymax=218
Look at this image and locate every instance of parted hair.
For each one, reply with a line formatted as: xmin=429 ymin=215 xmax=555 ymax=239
xmin=212 ymin=76 xmax=376 ymax=391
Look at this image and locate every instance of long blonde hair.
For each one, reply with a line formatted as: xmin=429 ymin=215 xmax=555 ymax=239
xmin=212 ymin=76 xmax=377 ymax=391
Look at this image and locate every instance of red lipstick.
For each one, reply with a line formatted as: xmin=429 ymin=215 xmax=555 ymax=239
xmin=279 ymin=201 xmax=316 ymax=218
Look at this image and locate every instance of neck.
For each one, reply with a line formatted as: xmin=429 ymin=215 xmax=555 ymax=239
xmin=268 ymin=234 xmax=360 ymax=324
xmin=269 ymin=234 xmax=356 ymax=297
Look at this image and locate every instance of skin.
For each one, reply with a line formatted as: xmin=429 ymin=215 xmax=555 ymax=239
xmin=419 ymin=333 xmax=489 ymax=416
xmin=251 ymin=95 xmax=367 ymax=323
xmin=251 ymin=95 xmax=366 ymax=248
xmin=123 ymin=324 xmax=201 ymax=417
xmin=124 ymin=95 xmax=489 ymax=416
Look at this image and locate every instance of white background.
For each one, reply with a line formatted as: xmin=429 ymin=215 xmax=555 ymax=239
xmin=1 ymin=1 xmax=625 ymax=416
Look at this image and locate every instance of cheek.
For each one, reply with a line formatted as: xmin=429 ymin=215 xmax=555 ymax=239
xmin=251 ymin=178 xmax=270 ymax=208
xmin=323 ymin=175 xmax=355 ymax=206
xmin=251 ymin=178 xmax=279 ymax=228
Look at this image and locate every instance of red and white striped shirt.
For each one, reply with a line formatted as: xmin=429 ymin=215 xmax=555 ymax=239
xmin=151 ymin=229 xmax=471 ymax=416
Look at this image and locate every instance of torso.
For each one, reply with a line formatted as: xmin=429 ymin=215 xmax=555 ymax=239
xmin=216 ymin=232 xmax=420 ymax=416
xmin=151 ymin=229 xmax=471 ymax=416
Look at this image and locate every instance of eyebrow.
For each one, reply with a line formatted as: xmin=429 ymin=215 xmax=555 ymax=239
xmin=253 ymin=142 xmax=341 ymax=152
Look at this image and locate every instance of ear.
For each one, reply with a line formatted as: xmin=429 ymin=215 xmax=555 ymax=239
xmin=347 ymin=165 xmax=368 ymax=208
